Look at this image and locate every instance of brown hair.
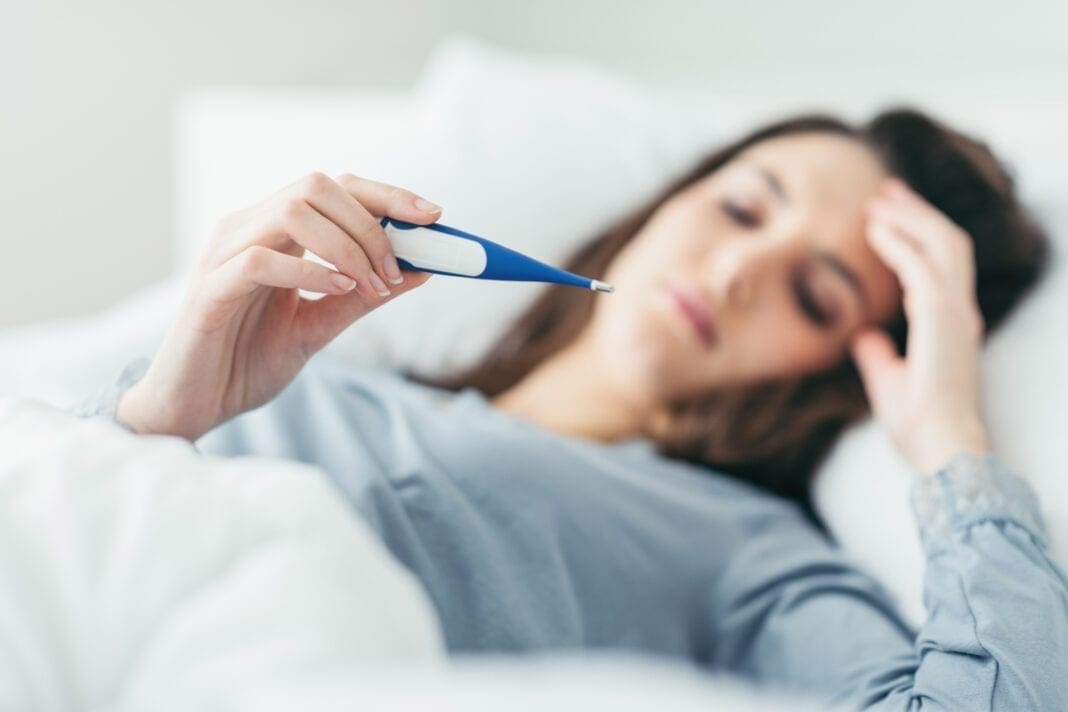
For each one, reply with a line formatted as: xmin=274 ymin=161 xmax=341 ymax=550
xmin=402 ymin=108 xmax=1050 ymax=520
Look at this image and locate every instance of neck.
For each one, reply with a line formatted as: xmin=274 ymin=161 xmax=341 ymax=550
xmin=489 ymin=335 xmax=662 ymax=444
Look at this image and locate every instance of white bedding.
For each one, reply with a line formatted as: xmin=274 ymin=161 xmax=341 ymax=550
xmin=2 ymin=36 xmax=1064 ymax=708
xmin=0 ymin=397 xmax=821 ymax=711
xmin=0 ymin=396 xmax=443 ymax=710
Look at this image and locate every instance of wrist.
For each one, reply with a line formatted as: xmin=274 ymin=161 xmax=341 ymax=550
xmin=116 ymin=380 xmax=204 ymax=442
xmin=911 ymin=413 xmax=990 ymax=477
xmin=115 ymin=381 xmax=157 ymax=435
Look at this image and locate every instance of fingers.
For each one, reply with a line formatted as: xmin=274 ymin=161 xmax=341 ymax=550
xmin=206 ymin=245 xmax=360 ymax=304
xmin=280 ymin=172 xmax=443 ymax=298
xmin=336 ymin=173 xmax=442 ymax=224
xmin=295 ymin=173 xmax=407 ymax=289
xmin=849 ymin=328 xmax=902 ymax=407
xmin=850 ymin=328 xmax=899 ymax=378
xmin=297 ymin=270 xmax=435 ymax=354
xmin=274 ymin=195 xmax=393 ymax=302
xmin=865 ymin=216 xmax=932 ymax=306
xmin=867 ymin=179 xmax=975 ymax=281
xmin=202 ymin=171 xmax=443 ymax=305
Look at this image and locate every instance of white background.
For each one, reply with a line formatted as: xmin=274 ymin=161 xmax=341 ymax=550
xmin=2 ymin=0 xmax=1066 ymax=327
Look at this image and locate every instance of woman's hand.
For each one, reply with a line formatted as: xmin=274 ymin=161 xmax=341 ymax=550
xmin=117 ymin=173 xmax=440 ymax=442
xmin=849 ymin=178 xmax=990 ymax=476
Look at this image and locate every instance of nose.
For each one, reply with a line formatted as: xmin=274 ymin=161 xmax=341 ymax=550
xmin=704 ymin=239 xmax=795 ymax=311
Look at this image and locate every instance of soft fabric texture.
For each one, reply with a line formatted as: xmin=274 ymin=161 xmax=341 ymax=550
xmin=1 ymin=375 xmax=832 ymax=712
xmin=0 ymin=393 xmax=444 ymax=711
xmin=79 ymin=351 xmax=1068 ymax=709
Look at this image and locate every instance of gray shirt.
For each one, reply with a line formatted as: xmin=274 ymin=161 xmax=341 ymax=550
xmin=77 ymin=353 xmax=1068 ymax=710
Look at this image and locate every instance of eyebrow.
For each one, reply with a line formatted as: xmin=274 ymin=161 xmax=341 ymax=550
xmin=816 ymin=251 xmax=869 ymax=315
xmin=758 ymin=167 xmax=788 ymax=203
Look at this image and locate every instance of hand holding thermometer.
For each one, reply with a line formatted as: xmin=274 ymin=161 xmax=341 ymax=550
xmin=380 ymin=217 xmax=614 ymax=293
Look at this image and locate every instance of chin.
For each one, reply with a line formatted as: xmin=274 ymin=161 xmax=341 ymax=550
xmin=594 ymin=306 xmax=709 ymax=393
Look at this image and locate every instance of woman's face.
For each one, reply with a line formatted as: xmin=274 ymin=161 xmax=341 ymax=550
xmin=587 ymin=131 xmax=904 ymax=403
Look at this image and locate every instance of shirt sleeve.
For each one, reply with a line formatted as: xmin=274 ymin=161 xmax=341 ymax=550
xmin=707 ymin=451 xmax=1068 ymax=711
xmin=68 ymin=357 xmax=152 ymax=433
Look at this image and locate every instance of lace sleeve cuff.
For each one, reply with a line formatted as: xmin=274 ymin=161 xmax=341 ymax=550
xmin=910 ymin=451 xmax=1047 ymax=553
xmin=71 ymin=357 xmax=152 ymax=433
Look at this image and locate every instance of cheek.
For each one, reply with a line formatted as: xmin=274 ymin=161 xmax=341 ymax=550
xmin=604 ymin=207 xmax=706 ymax=286
xmin=727 ymin=306 xmax=846 ymax=382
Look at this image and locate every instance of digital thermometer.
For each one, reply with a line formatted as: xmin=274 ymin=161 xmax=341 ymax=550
xmin=381 ymin=218 xmax=614 ymax=293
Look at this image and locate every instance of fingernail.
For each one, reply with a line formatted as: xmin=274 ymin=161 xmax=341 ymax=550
xmin=369 ymin=272 xmax=391 ymax=296
xmin=414 ymin=196 xmax=441 ymax=214
xmin=331 ymin=273 xmax=357 ymax=292
xmin=383 ymin=254 xmax=404 ymax=284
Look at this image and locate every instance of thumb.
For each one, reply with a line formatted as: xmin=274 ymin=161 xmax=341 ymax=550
xmin=850 ymin=328 xmax=901 ymax=401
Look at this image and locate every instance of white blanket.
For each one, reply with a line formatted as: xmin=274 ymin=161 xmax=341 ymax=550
xmin=0 ymin=397 xmax=820 ymax=711
xmin=0 ymin=397 xmax=444 ymax=711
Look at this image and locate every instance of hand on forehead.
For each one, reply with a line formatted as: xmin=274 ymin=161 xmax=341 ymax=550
xmin=733 ymin=132 xmax=904 ymax=329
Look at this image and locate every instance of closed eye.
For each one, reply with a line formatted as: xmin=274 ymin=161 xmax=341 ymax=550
xmin=792 ymin=267 xmax=839 ymax=329
xmin=720 ymin=200 xmax=759 ymax=228
xmin=796 ymin=281 xmax=833 ymax=327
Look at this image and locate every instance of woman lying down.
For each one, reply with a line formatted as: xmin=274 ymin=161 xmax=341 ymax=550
xmin=77 ymin=108 xmax=1067 ymax=709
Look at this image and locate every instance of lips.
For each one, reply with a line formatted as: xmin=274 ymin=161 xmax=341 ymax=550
xmin=668 ymin=283 xmax=717 ymax=348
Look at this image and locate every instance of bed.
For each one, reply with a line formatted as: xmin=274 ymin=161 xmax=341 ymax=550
xmin=1 ymin=37 xmax=1064 ymax=710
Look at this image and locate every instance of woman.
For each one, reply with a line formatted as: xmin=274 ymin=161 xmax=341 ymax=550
xmin=79 ymin=108 xmax=1067 ymax=709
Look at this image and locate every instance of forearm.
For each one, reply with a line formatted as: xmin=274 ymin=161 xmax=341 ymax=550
xmin=877 ymin=451 xmax=1068 ymax=710
xmin=711 ymin=450 xmax=1068 ymax=711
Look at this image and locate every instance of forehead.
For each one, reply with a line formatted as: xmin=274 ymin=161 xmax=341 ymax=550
xmin=735 ymin=131 xmax=887 ymax=213
xmin=732 ymin=132 xmax=901 ymax=325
